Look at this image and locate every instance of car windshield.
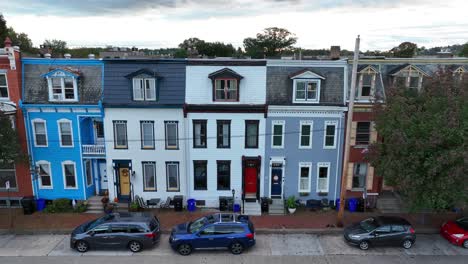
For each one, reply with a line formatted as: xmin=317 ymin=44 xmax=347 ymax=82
xmin=85 ymin=215 xmax=113 ymax=231
xmin=189 ymin=217 xmax=206 ymax=233
xmin=456 ymin=218 xmax=468 ymax=230
xmin=360 ymin=218 xmax=379 ymax=232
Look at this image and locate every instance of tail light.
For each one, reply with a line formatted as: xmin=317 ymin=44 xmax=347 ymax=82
xmin=145 ymin=233 xmax=156 ymax=238
xmin=409 ymin=227 xmax=415 ymax=234
xmin=246 ymin=233 xmax=254 ymax=239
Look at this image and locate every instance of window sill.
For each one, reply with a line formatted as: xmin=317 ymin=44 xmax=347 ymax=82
xmin=141 ymin=147 xmax=155 ymax=150
xmin=34 ymin=145 xmax=48 ymax=148
xmin=166 ymin=189 xmax=180 ymax=192
xmin=143 ymin=189 xmax=158 ymax=192
xmin=193 ymin=146 xmax=207 ymax=149
xmin=323 ymin=146 xmax=336 ymax=149
xmin=114 ymin=147 xmax=128 ymax=150
xmin=293 ymin=101 xmax=319 ymax=104
xmin=165 ymin=147 xmax=180 ymax=150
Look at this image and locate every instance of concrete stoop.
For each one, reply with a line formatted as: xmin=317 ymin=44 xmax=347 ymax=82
xmin=269 ymin=199 xmax=285 ymax=215
xmin=243 ymin=201 xmax=262 ymax=216
xmin=85 ymin=196 xmax=104 ymax=214
xmin=376 ymin=192 xmax=405 ymax=213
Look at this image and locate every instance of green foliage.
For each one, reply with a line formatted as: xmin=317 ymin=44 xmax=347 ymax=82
xmin=178 ymin=37 xmax=235 ymax=57
xmin=368 ymin=71 xmax=468 ymax=211
xmin=43 ymin=199 xmax=88 ymax=213
xmin=391 ymin=42 xmax=418 ymax=58
xmin=0 ymin=13 xmax=36 ymax=53
xmin=286 ymin=196 xmax=297 ymax=209
xmin=67 ymin=47 xmax=106 ymax=58
xmin=459 ymin=43 xmax=468 ymax=57
xmin=43 ymin=39 xmax=68 ymax=57
xmin=243 ymin=27 xmax=297 ymax=58
xmin=0 ymin=115 xmax=24 ymax=164
xmin=74 ymin=201 xmax=88 ymax=213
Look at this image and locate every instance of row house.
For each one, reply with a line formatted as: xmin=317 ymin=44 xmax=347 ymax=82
xmin=103 ymin=59 xmax=187 ymax=202
xmin=0 ymin=38 xmax=33 ymax=206
xmin=22 ymin=57 xmax=105 ymax=200
xmin=264 ymin=60 xmax=347 ymax=205
xmin=345 ymin=58 xmax=468 ymax=199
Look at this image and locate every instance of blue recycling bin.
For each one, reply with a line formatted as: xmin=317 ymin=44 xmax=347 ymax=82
xmin=348 ymin=198 xmax=358 ymax=212
xmin=36 ymin=198 xmax=46 ymax=211
xmin=233 ymin=203 xmax=241 ymax=213
xmin=187 ymin=199 xmax=196 ymax=212
xmin=335 ymin=199 xmax=340 ymax=211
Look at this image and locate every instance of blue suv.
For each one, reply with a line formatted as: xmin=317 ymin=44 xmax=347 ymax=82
xmin=169 ymin=213 xmax=255 ymax=255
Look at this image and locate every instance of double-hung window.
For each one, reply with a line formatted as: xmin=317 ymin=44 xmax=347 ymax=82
xmin=140 ymin=121 xmax=155 ymax=149
xmin=352 ymin=163 xmax=367 ymax=189
xmin=214 ymin=79 xmax=238 ymax=101
xmin=132 ymin=78 xmax=156 ymax=101
xmin=113 ymin=121 xmax=128 ymax=149
xmin=0 ymin=162 xmax=17 ymax=190
xmin=32 ymin=119 xmax=48 ymax=147
xmin=166 ymin=162 xmax=180 ymax=191
xmin=193 ymin=120 xmax=207 ymax=148
xmin=0 ymin=73 xmax=8 ymax=99
xmin=37 ymin=161 xmax=52 ymax=188
xmin=142 ymin=162 xmax=156 ymax=191
xmin=217 ymin=161 xmax=230 ymax=190
xmin=271 ymin=120 xmax=285 ymax=148
xmin=360 ymin=74 xmax=373 ymax=98
xmin=245 ymin=120 xmax=259 ymax=148
xmin=217 ymin=120 xmax=231 ymax=148
xmin=356 ymin=122 xmax=371 ymax=145
xmin=62 ymin=161 xmax=77 ymax=189
xmin=85 ymin=160 xmax=93 ymax=187
xmin=293 ymin=80 xmax=320 ymax=103
xmin=58 ymin=119 xmax=73 ymax=147
xmin=324 ymin=121 xmax=337 ymax=149
xmin=193 ymin=160 xmax=207 ymax=190
xmin=317 ymin=162 xmax=330 ymax=193
xmin=165 ymin=121 xmax=179 ymax=149
xmin=47 ymin=77 xmax=78 ymax=102
xmin=299 ymin=120 xmax=313 ymax=148
xmin=298 ymin=162 xmax=311 ymax=193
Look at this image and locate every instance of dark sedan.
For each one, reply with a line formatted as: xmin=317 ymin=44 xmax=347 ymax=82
xmin=344 ymin=216 xmax=416 ymax=250
xmin=70 ymin=212 xmax=160 ymax=253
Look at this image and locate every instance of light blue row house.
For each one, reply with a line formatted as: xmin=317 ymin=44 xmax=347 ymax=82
xmin=264 ymin=60 xmax=347 ymax=205
xmin=21 ymin=57 xmax=106 ymax=200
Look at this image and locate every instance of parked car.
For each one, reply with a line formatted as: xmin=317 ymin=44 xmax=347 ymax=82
xmin=440 ymin=217 xmax=468 ymax=248
xmin=169 ymin=213 xmax=255 ymax=255
xmin=70 ymin=212 xmax=160 ymax=253
xmin=344 ymin=216 xmax=416 ymax=250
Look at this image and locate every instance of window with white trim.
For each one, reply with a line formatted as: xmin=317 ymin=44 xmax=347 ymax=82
xmin=165 ymin=121 xmax=179 ymax=149
xmin=272 ymin=120 xmax=285 ymax=148
xmin=37 ymin=161 xmax=52 ymax=188
xmin=359 ymin=74 xmax=374 ymax=98
xmin=62 ymin=161 xmax=77 ymax=189
xmin=0 ymin=162 xmax=17 ymax=190
xmin=0 ymin=73 xmax=8 ymax=99
xmin=32 ymin=119 xmax=48 ymax=147
xmin=113 ymin=121 xmax=127 ymax=149
xmin=298 ymin=162 xmax=311 ymax=193
xmin=58 ymin=119 xmax=73 ymax=147
xmin=133 ymin=78 xmax=156 ymax=101
xmin=317 ymin=162 xmax=330 ymax=193
xmin=85 ymin=160 xmax=93 ymax=187
xmin=299 ymin=120 xmax=313 ymax=148
xmin=47 ymin=76 xmax=78 ymax=102
xmin=352 ymin=163 xmax=367 ymax=189
xmin=166 ymin=162 xmax=180 ymax=191
xmin=143 ymin=161 xmax=156 ymax=191
xmin=324 ymin=121 xmax=337 ymax=149
xmin=293 ymin=79 xmax=320 ymax=103
xmin=140 ymin=121 xmax=155 ymax=149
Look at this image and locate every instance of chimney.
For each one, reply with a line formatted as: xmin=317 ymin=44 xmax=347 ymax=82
xmin=44 ymin=53 xmax=51 ymax=59
xmin=4 ymin=37 xmax=12 ymax=47
xmin=88 ymin=54 xmax=96 ymax=59
xmin=330 ymin=46 xmax=341 ymax=60
xmin=64 ymin=53 xmax=71 ymax=59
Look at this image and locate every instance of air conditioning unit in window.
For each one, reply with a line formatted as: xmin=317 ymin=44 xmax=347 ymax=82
xmin=53 ymin=94 xmax=63 ymax=100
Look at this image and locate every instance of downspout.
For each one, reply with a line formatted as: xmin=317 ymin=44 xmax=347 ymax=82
xmin=183 ymin=104 xmax=190 ymax=202
xmin=20 ymin=101 xmax=37 ymax=198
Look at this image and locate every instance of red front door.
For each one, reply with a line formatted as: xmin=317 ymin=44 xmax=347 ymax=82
xmin=245 ymin=164 xmax=258 ymax=196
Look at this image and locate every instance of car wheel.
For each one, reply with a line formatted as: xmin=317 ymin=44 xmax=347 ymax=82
xmin=128 ymin=241 xmax=143 ymax=252
xmin=75 ymin=240 xmax=89 ymax=253
xmin=178 ymin=244 xmax=192 ymax=256
xmin=463 ymin=240 xmax=468 ymax=249
xmin=230 ymin=242 xmax=244 ymax=255
xmin=359 ymin=241 xmax=369 ymax=250
xmin=402 ymin=239 xmax=413 ymax=249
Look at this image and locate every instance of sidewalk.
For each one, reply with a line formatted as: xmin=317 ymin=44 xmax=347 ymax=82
xmin=0 ymin=208 xmax=461 ymax=234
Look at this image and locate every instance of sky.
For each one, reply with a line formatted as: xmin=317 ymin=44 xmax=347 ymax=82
xmin=1 ymin=0 xmax=468 ymax=51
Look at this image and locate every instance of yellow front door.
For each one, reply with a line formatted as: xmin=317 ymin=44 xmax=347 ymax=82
xmin=119 ymin=168 xmax=130 ymax=196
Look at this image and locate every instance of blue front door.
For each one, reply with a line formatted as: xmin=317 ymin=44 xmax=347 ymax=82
xmin=270 ymin=165 xmax=283 ymax=198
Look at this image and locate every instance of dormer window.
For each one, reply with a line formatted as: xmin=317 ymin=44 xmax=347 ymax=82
xmin=289 ymin=69 xmax=324 ymax=104
xmin=125 ymin=69 xmax=159 ymax=102
xmin=208 ymin=68 xmax=243 ymax=102
xmin=357 ymin=65 xmax=378 ymax=100
xmin=390 ymin=64 xmax=428 ymax=91
xmin=43 ymin=69 xmax=79 ymax=102
xmin=453 ymin=66 xmax=466 ymax=81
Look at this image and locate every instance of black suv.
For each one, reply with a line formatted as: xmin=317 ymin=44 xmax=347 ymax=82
xmin=70 ymin=212 xmax=160 ymax=253
xmin=344 ymin=216 xmax=416 ymax=250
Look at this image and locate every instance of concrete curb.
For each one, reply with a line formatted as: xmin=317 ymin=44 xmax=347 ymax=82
xmin=0 ymin=227 xmax=439 ymax=235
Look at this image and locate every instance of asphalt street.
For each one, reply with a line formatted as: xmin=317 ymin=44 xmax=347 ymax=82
xmin=0 ymin=234 xmax=465 ymax=263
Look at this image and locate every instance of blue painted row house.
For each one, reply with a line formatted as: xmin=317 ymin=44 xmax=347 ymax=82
xmin=21 ymin=58 xmax=106 ymax=200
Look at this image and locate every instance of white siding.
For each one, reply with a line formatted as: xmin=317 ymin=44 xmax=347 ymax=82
xmin=185 ymin=66 xmax=266 ymax=105
xmin=104 ymin=108 xmax=186 ymax=201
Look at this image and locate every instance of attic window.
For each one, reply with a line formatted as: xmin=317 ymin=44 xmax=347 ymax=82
xmin=44 ymin=69 xmax=79 ymax=102
xmin=133 ymin=78 xmax=156 ymax=101
xmin=357 ymin=66 xmax=378 ymax=99
xmin=208 ymin=68 xmax=243 ymax=102
xmin=391 ymin=65 xmax=427 ymax=91
xmin=289 ymin=70 xmax=324 ymax=104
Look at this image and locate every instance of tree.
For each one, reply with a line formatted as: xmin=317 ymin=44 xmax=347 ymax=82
xmin=243 ymin=27 xmax=297 ymax=58
xmin=0 ymin=14 xmax=8 ymax=45
xmin=42 ymin=39 xmax=68 ymax=57
xmin=178 ymin=38 xmax=235 ymax=57
xmin=368 ymin=71 xmax=468 ymax=211
xmin=459 ymin=43 xmax=468 ymax=57
xmin=391 ymin=42 xmax=418 ymax=58
xmin=0 ymin=114 xmax=23 ymax=164
xmin=0 ymin=13 xmax=35 ymax=53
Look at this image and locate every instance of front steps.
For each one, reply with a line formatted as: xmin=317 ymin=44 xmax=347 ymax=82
xmin=85 ymin=196 xmax=129 ymax=214
xmin=243 ymin=201 xmax=262 ymax=216
xmin=269 ymin=199 xmax=285 ymax=215
xmin=377 ymin=191 xmax=404 ymax=213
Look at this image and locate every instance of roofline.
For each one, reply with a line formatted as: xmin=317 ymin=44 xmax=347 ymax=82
xmin=267 ymin=59 xmax=348 ymax=67
xmin=188 ymin=59 xmax=266 ymax=66
xmin=353 ymin=57 xmax=468 ymax=64
xmin=22 ymin=58 xmax=103 ymax=65
xmin=104 ymin=58 xmax=187 ymax=64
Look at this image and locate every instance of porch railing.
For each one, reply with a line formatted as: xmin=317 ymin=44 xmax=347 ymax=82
xmin=82 ymin=144 xmax=105 ymax=155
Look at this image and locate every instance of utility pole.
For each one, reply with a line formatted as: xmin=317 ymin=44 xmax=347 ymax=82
xmin=337 ymin=35 xmax=360 ymax=226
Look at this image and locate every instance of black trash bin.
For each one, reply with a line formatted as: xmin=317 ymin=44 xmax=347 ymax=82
xmin=261 ymin=198 xmax=269 ymax=213
xmin=21 ymin=196 xmax=35 ymax=215
xmin=173 ymin=195 xmax=183 ymax=212
xmin=219 ymin=197 xmax=228 ymax=211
